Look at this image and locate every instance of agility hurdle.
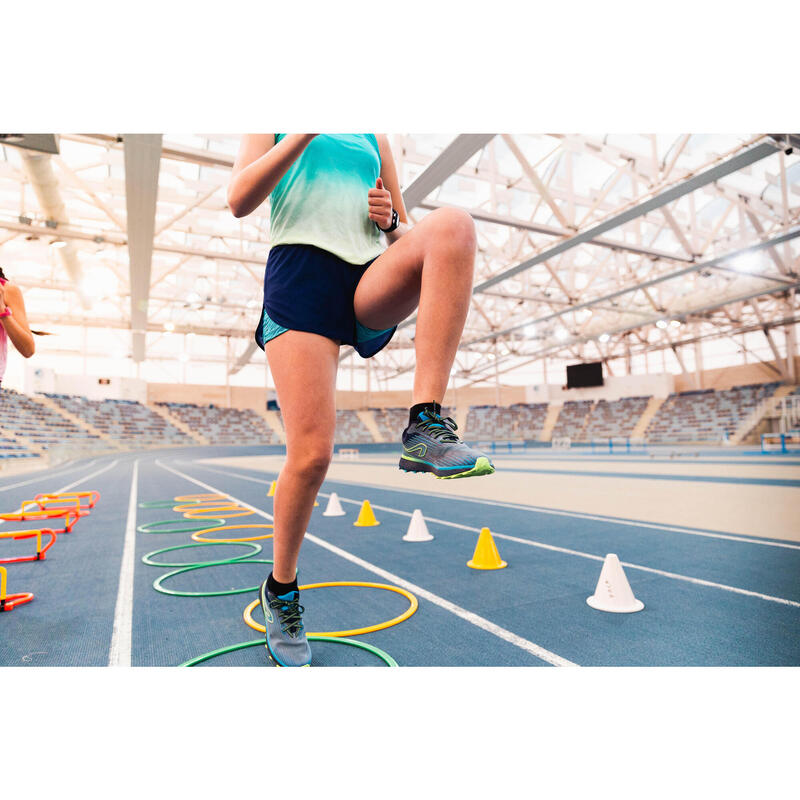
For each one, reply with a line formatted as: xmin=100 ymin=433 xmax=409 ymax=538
xmin=0 ymin=528 xmax=57 ymax=564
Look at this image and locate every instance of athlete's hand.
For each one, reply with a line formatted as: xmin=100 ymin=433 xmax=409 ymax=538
xmin=0 ymin=282 xmax=6 ymax=313
xmin=368 ymin=178 xmax=393 ymax=230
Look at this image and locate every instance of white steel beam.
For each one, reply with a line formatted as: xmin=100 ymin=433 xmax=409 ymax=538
xmin=402 ymin=134 xmax=495 ymax=210
xmin=124 ymin=134 xmax=162 ymax=362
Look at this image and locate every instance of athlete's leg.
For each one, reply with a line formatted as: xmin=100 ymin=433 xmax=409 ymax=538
xmin=265 ymin=330 xmax=339 ymax=582
xmin=353 ymin=206 xmax=476 ymax=404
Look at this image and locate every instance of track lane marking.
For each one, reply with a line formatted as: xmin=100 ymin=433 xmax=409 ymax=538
xmin=191 ymin=461 xmax=800 ymax=551
xmin=0 ymin=459 xmax=98 ymax=493
xmin=189 ymin=462 xmax=800 ymax=608
xmin=157 ymin=459 xmax=576 ymax=668
xmin=108 ymin=459 xmax=138 ymax=667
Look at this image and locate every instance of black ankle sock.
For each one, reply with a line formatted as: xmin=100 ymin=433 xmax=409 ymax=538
xmin=267 ymin=572 xmax=298 ymax=596
xmin=409 ymin=401 xmax=441 ymax=425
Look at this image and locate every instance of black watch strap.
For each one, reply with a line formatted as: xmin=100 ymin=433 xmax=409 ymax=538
xmin=378 ymin=208 xmax=399 ymax=233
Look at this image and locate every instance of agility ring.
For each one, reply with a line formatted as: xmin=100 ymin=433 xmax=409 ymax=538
xmin=242 ymin=581 xmax=418 ymax=637
xmin=153 ymin=558 xmax=274 ymax=597
xmin=142 ymin=541 xmax=262 ymax=568
xmin=0 ymin=528 xmax=57 ymax=564
xmin=140 ymin=499 xmax=188 ymax=509
xmin=0 ymin=566 xmax=34 ymax=611
xmin=179 ymin=636 xmax=398 ymax=667
xmin=137 ymin=518 xmax=227 ymax=534
xmin=174 ymin=493 xmax=227 ymax=503
xmin=173 ymin=500 xmax=254 ymax=519
xmin=190 ymin=524 xmax=274 ymax=543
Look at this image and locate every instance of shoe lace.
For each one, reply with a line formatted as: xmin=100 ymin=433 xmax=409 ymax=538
xmin=269 ymin=596 xmax=305 ymax=638
xmin=417 ymin=413 xmax=460 ymax=443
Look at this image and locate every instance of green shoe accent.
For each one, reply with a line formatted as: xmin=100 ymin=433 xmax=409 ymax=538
xmin=435 ymin=456 xmax=496 ymax=480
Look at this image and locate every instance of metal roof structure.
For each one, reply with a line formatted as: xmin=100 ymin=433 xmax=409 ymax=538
xmin=0 ymin=132 xmax=797 ymax=390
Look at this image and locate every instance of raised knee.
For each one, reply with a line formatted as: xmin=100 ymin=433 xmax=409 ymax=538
xmin=289 ymin=449 xmax=332 ymax=483
xmin=428 ymin=206 xmax=477 ymax=253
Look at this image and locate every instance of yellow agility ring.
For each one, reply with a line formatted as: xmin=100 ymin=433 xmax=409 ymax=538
xmin=242 ymin=581 xmax=418 ymax=638
xmin=174 ymin=493 xmax=227 ymax=502
xmin=183 ymin=506 xmax=254 ymax=519
xmin=191 ymin=524 xmax=274 ymax=543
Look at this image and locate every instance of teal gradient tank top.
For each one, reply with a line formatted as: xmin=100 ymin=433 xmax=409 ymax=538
xmin=269 ymin=134 xmax=384 ymax=265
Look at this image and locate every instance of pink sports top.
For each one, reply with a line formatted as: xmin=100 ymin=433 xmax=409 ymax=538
xmin=0 ymin=277 xmax=7 ymax=382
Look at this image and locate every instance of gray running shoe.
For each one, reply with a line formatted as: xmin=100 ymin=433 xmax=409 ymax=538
xmin=259 ymin=581 xmax=312 ymax=667
xmin=399 ymin=410 xmax=495 ymax=479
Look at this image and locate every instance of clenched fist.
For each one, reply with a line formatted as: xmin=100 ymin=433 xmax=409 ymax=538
xmin=367 ymin=177 xmax=393 ymax=230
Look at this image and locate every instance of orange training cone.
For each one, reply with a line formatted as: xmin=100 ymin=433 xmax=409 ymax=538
xmin=586 ymin=553 xmax=644 ymax=613
xmin=353 ymin=500 xmax=380 ymax=527
xmin=267 ymin=480 xmax=276 ymax=497
xmin=467 ymin=527 xmax=507 ymax=570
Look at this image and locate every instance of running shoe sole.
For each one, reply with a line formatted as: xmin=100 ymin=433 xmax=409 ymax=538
xmin=399 ymin=455 xmax=495 ymax=479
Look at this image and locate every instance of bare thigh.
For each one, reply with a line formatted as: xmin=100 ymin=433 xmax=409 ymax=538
xmin=266 ymin=330 xmax=339 ymax=459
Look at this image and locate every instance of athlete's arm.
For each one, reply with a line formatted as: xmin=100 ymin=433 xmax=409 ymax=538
xmin=0 ymin=282 xmax=35 ymax=357
xmin=228 ymin=134 xmax=317 ymax=219
xmin=371 ymin=135 xmax=410 ymax=244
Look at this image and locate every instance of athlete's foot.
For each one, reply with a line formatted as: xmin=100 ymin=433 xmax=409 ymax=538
xmin=259 ymin=581 xmax=312 ymax=667
xmin=399 ymin=410 xmax=495 ymax=479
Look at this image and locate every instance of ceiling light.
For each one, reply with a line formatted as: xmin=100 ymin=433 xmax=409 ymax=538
xmin=50 ymin=239 xmax=67 ymax=249
xmin=669 ymin=319 xmax=681 ymax=328
xmin=555 ymin=329 xmax=569 ymax=342
xmin=598 ymin=333 xmax=610 ymax=343
xmin=164 ymin=321 xmax=175 ymax=332
xmin=656 ymin=319 xmax=668 ymax=329
xmin=523 ymin=324 xmax=537 ymax=337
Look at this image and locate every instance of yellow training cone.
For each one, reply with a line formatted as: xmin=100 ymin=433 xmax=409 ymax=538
xmin=267 ymin=481 xmax=276 ymax=497
xmin=467 ymin=527 xmax=507 ymax=570
xmin=353 ymin=500 xmax=380 ymax=527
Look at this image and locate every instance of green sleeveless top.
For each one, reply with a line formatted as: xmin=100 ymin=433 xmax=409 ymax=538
xmin=269 ymin=134 xmax=384 ymax=265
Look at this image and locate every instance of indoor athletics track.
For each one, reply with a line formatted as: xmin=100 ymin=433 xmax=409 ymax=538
xmin=1 ymin=445 xmax=798 ymax=667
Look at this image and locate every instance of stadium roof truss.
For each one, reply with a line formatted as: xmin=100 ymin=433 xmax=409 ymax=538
xmin=0 ymin=132 xmax=797 ymax=386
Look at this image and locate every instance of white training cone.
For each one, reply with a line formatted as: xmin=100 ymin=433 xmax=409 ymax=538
xmin=586 ymin=553 xmax=644 ymax=613
xmin=323 ymin=492 xmax=346 ymax=517
xmin=402 ymin=509 xmax=434 ymax=542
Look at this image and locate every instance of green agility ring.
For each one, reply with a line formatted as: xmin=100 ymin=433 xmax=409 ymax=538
xmin=153 ymin=558 xmax=274 ymax=597
xmin=179 ymin=636 xmax=398 ymax=667
xmin=139 ymin=499 xmax=192 ymax=509
xmin=137 ymin=518 xmax=226 ymax=534
xmin=142 ymin=541 xmax=262 ymax=568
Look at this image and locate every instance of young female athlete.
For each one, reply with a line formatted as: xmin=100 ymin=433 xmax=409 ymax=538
xmin=0 ymin=267 xmax=36 ymax=388
xmin=228 ymin=134 xmax=494 ymax=666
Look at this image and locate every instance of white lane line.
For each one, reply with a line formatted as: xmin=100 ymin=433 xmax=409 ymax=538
xmin=158 ymin=459 xmax=576 ymax=668
xmin=0 ymin=459 xmax=97 ymax=493
xmin=192 ymin=461 xmax=800 ymax=551
xmin=188 ymin=463 xmax=800 ymax=609
xmin=55 ymin=459 xmax=119 ymax=493
xmin=0 ymin=459 xmax=118 ymax=528
xmin=108 ymin=459 xmax=139 ymax=667
xmin=326 ymin=497 xmax=800 ymax=610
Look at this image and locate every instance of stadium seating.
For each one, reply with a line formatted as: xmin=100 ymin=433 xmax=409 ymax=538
xmin=1 ymin=388 xmax=101 ymax=451
xmin=645 ymin=382 xmax=780 ymax=443
xmin=334 ymin=410 xmax=373 ymax=444
xmin=583 ymin=396 xmax=651 ymax=441
xmin=47 ymin=394 xmax=193 ymax=447
xmin=160 ymin=402 xmax=279 ymax=445
xmin=511 ymin=403 xmax=549 ymax=440
xmin=464 ymin=405 xmax=516 ymax=440
xmin=551 ymin=400 xmax=595 ymax=442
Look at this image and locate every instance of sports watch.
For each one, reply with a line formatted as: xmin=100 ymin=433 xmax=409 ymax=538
xmin=0 ymin=307 xmax=11 ymax=319
xmin=378 ymin=208 xmax=399 ymax=233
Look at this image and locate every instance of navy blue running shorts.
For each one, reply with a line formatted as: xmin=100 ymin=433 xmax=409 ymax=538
xmin=254 ymin=243 xmax=396 ymax=359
